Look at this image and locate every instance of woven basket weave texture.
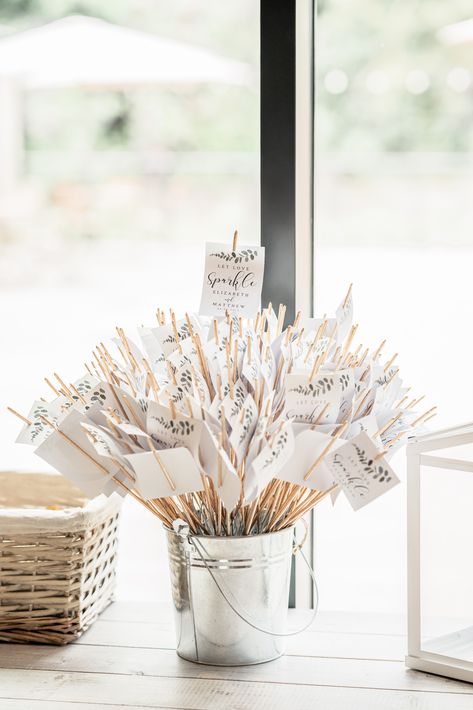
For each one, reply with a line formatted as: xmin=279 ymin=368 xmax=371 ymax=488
xmin=0 ymin=472 xmax=121 ymax=644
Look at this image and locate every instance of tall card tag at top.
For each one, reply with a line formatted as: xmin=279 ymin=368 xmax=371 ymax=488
xmin=199 ymin=242 xmax=265 ymax=317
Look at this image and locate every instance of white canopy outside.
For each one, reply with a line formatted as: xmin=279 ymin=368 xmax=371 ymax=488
xmin=0 ymin=14 xmax=252 ymax=89
xmin=438 ymin=18 xmax=473 ymax=46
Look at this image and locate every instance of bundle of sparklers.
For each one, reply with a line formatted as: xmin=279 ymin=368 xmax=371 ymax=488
xmin=9 ymin=285 xmax=435 ymax=535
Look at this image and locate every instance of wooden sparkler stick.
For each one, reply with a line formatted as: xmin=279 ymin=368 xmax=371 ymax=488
xmin=246 ymin=334 xmax=252 ymax=365
xmin=383 ymin=368 xmax=399 ymax=390
xmin=166 ymin=361 xmax=177 ymax=386
xmin=293 ymin=311 xmax=302 ymax=330
xmin=7 ymin=407 xmax=32 ymax=426
xmin=166 ymin=393 xmax=178 ymax=419
xmin=147 ymin=437 xmax=176 ymax=492
xmin=90 ymin=360 xmax=101 ymax=379
xmin=384 ymin=352 xmax=398 ymax=373
xmin=233 ymin=338 xmax=239 ymax=382
xmin=69 ymin=383 xmax=87 ymax=405
xmin=410 ymin=406 xmax=437 ymax=428
xmin=353 ymin=388 xmax=371 ymax=419
xmin=303 ymin=423 xmax=349 ymax=482
xmin=170 ymin=311 xmax=183 ymax=355
xmin=304 ymin=319 xmax=326 ymax=364
xmin=44 ymin=377 xmax=61 ymax=397
xmin=340 ymin=323 xmax=358 ymax=363
xmin=375 ymin=412 xmax=403 ymax=438
xmin=192 ymin=333 xmax=213 ymax=395
xmin=213 ymin=319 xmax=220 ymax=346
xmin=142 ymin=357 xmax=160 ymax=399
xmin=308 ymin=354 xmax=322 ymax=382
xmin=115 ymin=328 xmax=139 ymax=373
xmin=395 ymin=390 xmax=411 ymax=409
xmin=355 ymin=347 xmax=369 ymax=368
xmin=53 ymin=373 xmax=75 ymax=401
xmin=343 ymin=283 xmax=353 ymax=308
xmin=407 ymin=394 xmax=426 ymax=410
xmin=277 ymin=304 xmax=286 ymax=335
xmin=277 ymin=485 xmax=337 ymax=531
xmin=99 ymin=342 xmax=115 ymax=369
xmin=273 ymin=354 xmax=286 ymax=390
xmin=310 ymin=402 xmax=330 ymax=429
xmin=373 ymin=339 xmax=386 ymax=361
xmin=232 ymin=229 xmax=238 ymax=251
xmin=40 ymin=415 xmax=109 ymax=475
xmin=122 ymin=371 xmax=138 ymax=397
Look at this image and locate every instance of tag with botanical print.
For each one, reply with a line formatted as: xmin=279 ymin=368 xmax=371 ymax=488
xmin=199 ymin=241 xmax=265 ymax=317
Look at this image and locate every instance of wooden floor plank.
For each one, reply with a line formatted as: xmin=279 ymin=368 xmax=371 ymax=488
xmin=100 ymin=603 xmax=464 ymax=640
xmin=0 ymin=669 xmax=472 ymax=710
xmin=0 ymin=702 xmax=177 ymax=710
xmin=0 ymin=645 xmax=470 ymax=694
xmin=76 ymin=619 xmax=405 ymax=660
xmin=100 ymin=603 xmax=409 ymax=635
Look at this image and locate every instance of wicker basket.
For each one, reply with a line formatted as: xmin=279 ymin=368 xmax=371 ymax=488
xmin=0 ymin=471 xmax=121 ymax=644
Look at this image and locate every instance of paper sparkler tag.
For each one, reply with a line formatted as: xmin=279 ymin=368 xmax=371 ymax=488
xmin=146 ymin=401 xmax=202 ymax=455
xmin=228 ymin=393 xmax=258 ymax=463
xmin=199 ymin=242 xmax=265 ymax=317
xmin=151 ymin=318 xmax=198 ymax=357
xmin=16 ymin=400 xmax=64 ymax=446
xmin=81 ymin=422 xmax=127 ymax=462
xmin=347 ymin=414 xmax=381 ymax=444
xmin=246 ymin=422 xmax=295 ymax=501
xmin=35 ymin=409 xmax=120 ymax=498
xmin=324 ymin=432 xmax=400 ymax=511
xmin=125 ymin=448 xmax=204 ymax=500
xmin=199 ymin=424 xmax=241 ymax=510
xmin=138 ymin=327 xmax=166 ymax=371
xmin=336 ymin=291 xmax=353 ymax=343
xmin=284 ymin=372 xmax=342 ymax=424
xmin=274 ymin=429 xmax=338 ymax=491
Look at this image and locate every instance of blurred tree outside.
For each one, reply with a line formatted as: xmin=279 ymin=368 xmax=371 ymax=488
xmin=316 ymin=0 xmax=473 ymax=246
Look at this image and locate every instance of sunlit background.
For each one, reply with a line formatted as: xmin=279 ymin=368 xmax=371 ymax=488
xmin=1 ymin=0 xmax=472 ymax=616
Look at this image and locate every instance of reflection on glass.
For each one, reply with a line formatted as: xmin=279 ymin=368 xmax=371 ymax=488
xmin=0 ymin=2 xmax=259 ymax=601
xmin=314 ymin=1 xmax=473 ymax=614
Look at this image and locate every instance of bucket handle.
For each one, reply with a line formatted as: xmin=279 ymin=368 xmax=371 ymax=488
xmin=189 ymin=527 xmax=319 ymax=637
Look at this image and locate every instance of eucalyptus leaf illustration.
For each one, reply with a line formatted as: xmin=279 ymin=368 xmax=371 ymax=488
xmin=154 ymin=416 xmax=194 ymax=437
xmin=210 ymin=249 xmax=258 ymax=264
xmin=290 ymin=376 xmax=334 ymax=398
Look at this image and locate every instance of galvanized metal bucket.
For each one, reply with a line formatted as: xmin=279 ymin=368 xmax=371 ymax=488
xmin=166 ymin=525 xmax=311 ymax=666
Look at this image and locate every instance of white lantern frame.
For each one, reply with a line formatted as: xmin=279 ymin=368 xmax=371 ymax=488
xmin=406 ymin=422 xmax=473 ymax=683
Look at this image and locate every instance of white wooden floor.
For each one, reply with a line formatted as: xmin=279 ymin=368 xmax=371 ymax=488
xmin=0 ymin=603 xmax=472 ymax=710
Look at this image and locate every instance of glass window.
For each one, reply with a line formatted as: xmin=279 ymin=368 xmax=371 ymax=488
xmin=0 ymin=1 xmax=260 ymax=601
xmin=314 ymin=0 xmax=473 ymax=613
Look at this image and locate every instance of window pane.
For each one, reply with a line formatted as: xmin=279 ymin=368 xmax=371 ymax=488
xmin=314 ymin=1 xmax=471 ymax=613
xmin=0 ymin=2 xmax=259 ymax=601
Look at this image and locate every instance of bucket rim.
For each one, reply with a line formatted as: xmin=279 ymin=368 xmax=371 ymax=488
xmin=163 ymin=524 xmax=295 ymax=542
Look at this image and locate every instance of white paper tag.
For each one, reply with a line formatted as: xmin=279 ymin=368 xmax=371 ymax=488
xmin=125 ymin=447 xmax=204 ymax=500
xmin=228 ymin=393 xmax=258 ymax=463
xmin=275 ymin=429 xmax=338 ymax=491
xmin=336 ymin=291 xmax=353 ymax=344
xmin=284 ymin=372 xmax=341 ymax=424
xmin=34 ymin=409 xmax=119 ymax=498
xmin=246 ymin=422 xmax=295 ymax=500
xmin=199 ymin=241 xmax=265 ymax=317
xmin=146 ymin=401 xmax=202 ymax=455
xmin=324 ymin=432 xmax=399 ymax=511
